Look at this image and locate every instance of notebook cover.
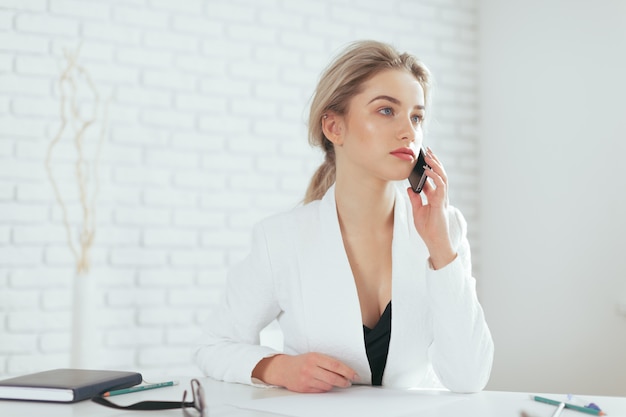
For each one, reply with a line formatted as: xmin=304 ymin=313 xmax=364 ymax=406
xmin=0 ymin=368 xmax=143 ymax=403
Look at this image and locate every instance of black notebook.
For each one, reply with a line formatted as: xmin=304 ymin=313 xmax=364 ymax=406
xmin=0 ymin=368 xmax=143 ymax=403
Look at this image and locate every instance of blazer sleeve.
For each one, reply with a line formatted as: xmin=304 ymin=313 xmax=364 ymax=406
xmin=425 ymin=207 xmax=494 ymax=393
xmin=194 ymin=222 xmax=282 ymax=386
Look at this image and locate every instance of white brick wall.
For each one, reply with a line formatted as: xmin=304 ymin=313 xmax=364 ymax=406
xmin=0 ymin=0 xmax=480 ymax=378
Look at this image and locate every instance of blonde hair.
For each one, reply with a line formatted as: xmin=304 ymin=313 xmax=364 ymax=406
xmin=304 ymin=40 xmax=432 ymax=203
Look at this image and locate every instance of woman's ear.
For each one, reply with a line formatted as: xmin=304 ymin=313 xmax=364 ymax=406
xmin=321 ymin=112 xmax=344 ymax=146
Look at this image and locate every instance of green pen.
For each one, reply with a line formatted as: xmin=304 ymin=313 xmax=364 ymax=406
xmin=531 ymin=395 xmax=606 ymax=416
xmin=103 ymin=380 xmax=179 ymax=397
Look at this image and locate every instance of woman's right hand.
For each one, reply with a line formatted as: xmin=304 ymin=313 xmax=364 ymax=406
xmin=252 ymin=352 xmax=359 ymax=393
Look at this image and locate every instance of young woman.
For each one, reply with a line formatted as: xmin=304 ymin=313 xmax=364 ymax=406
xmin=195 ymin=40 xmax=493 ymax=393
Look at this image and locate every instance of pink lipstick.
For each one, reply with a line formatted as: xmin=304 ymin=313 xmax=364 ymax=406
xmin=390 ymin=147 xmax=415 ymax=161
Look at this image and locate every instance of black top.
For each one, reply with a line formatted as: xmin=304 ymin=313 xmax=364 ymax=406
xmin=362 ymin=301 xmax=392 ymax=386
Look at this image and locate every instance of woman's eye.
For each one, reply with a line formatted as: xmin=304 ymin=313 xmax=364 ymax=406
xmin=379 ymin=107 xmax=393 ymax=116
xmin=411 ymin=114 xmax=423 ymax=124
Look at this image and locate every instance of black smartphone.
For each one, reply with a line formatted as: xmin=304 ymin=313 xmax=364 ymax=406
xmin=408 ymin=148 xmax=430 ymax=193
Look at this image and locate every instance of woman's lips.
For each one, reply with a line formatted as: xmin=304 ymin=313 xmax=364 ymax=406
xmin=390 ymin=148 xmax=415 ymax=161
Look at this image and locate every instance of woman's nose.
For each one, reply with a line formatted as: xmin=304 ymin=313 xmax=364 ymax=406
xmin=397 ymin=118 xmax=416 ymax=142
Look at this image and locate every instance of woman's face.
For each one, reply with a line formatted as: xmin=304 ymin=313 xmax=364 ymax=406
xmin=335 ymin=69 xmax=425 ymax=184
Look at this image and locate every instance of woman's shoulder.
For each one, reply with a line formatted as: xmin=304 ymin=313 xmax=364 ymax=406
xmin=255 ymin=199 xmax=323 ymax=235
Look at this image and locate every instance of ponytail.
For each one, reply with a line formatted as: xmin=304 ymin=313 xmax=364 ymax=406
xmin=304 ymin=150 xmax=335 ymax=204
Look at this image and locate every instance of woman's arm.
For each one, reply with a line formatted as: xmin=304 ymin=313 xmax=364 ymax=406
xmin=426 ymin=207 xmax=494 ymax=393
xmin=195 ymin=220 xmax=358 ymax=391
xmin=253 ymin=352 xmax=357 ymax=393
xmin=194 ymin=223 xmax=282 ymax=385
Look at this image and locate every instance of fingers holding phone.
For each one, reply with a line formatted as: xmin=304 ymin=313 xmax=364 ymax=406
xmin=409 ymin=148 xmax=448 ymax=196
xmin=423 ymin=148 xmax=448 ymax=197
xmin=408 ymin=147 xmax=430 ymax=193
xmin=406 ymin=147 xmax=455 ymax=268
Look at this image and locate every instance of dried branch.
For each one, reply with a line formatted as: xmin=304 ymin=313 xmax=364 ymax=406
xmin=45 ymin=46 xmax=109 ymax=277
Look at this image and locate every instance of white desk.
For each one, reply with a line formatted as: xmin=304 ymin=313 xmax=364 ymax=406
xmin=1 ymin=377 xmax=625 ymax=417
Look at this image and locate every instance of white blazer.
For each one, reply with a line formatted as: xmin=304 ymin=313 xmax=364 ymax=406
xmin=195 ymin=184 xmax=494 ymax=392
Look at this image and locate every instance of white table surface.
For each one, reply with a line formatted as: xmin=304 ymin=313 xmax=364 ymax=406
xmin=1 ymin=376 xmax=624 ymax=417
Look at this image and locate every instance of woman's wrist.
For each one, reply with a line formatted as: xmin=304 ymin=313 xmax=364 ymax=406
xmin=428 ymin=245 xmax=457 ymax=270
xmin=252 ymin=354 xmax=285 ymax=386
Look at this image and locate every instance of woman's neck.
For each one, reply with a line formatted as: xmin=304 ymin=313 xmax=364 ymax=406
xmin=334 ymin=177 xmax=395 ymax=232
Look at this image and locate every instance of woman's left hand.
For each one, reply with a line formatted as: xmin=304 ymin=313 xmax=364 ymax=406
xmin=407 ymin=147 xmax=457 ymax=269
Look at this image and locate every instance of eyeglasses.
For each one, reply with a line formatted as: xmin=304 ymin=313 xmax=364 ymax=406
xmin=182 ymin=378 xmax=207 ymax=417
xmin=93 ymin=378 xmax=207 ymax=416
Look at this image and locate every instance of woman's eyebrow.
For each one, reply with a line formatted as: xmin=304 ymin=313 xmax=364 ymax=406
xmin=368 ymin=95 xmax=425 ymax=110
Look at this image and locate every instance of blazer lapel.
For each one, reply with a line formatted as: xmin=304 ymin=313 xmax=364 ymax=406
xmin=384 ymin=184 xmax=431 ymax=387
xmin=297 ymin=185 xmax=371 ymax=381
